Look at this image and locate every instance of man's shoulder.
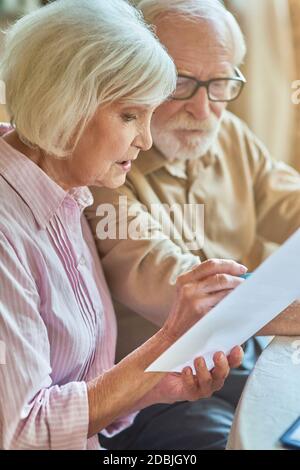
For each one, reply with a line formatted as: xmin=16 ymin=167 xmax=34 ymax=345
xmin=219 ymin=110 xmax=253 ymax=140
xmin=216 ymin=110 xmax=264 ymax=157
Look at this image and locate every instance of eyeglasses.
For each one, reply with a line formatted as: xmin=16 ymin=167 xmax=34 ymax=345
xmin=171 ymin=67 xmax=246 ymax=102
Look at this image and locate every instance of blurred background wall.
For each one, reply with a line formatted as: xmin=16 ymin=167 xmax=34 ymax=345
xmin=226 ymin=0 xmax=299 ymax=171
xmin=0 ymin=0 xmax=300 ymax=170
xmin=0 ymin=0 xmax=41 ymax=121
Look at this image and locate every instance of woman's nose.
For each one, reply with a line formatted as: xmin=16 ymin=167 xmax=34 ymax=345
xmin=135 ymin=124 xmax=153 ymax=152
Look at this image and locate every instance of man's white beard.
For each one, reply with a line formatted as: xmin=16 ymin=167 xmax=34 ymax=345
xmin=151 ymin=112 xmax=222 ymax=162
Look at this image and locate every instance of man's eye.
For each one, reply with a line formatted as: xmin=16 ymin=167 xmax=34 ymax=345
xmin=122 ymin=114 xmax=137 ymax=122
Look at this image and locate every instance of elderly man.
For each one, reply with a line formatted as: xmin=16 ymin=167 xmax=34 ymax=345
xmin=86 ymin=0 xmax=300 ymax=450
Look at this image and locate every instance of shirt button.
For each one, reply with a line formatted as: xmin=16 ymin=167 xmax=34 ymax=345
xmin=79 ymin=256 xmax=86 ymax=266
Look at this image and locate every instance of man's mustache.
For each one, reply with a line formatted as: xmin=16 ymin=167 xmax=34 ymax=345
xmin=165 ymin=114 xmax=219 ymax=133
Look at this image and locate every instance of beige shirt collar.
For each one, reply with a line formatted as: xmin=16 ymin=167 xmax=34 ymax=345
xmin=134 ymin=142 xmax=220 ymax=179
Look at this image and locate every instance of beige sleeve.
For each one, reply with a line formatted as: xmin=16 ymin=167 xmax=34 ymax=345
xmin=85 ymin=185 xmax=200 ymax=326
xmin=242 ymin=123 xmax=300 ymax=245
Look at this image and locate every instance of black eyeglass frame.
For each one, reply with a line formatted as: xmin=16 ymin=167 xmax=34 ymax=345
xmin=171 ymin=67 xmax=247 ymax=102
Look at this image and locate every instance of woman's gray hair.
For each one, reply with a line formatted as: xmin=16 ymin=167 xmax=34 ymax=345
xmin=0 ymin=0 xmax=176 ymax=157
xmin=134 ymin=0 xmax=246 ymax=66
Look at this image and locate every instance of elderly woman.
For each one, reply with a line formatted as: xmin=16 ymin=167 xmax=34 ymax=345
xmin=0 ymin=0 xmax=246 ymax=450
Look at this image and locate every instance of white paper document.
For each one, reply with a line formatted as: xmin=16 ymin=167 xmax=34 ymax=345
xmin=146 ymin=229 xmax=300 ymax=373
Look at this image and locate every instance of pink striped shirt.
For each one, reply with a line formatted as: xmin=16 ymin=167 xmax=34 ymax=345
xmin=0 ymin=135 xmax=137 ymax=450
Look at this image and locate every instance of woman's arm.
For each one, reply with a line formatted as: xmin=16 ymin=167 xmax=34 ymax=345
xmin=0 ymin=233 xmax=89 ymax=450
xmin=0 ymin=229 xmax=244 ymax=447
xmin=87 ymin=328 xmax=172 ymax=437
xmin=87 ymin=259 xmax=246 ymax=437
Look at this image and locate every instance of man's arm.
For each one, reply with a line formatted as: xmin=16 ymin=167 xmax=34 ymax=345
xmin=245 ymin=123 xmax=300 ymax=245
xmin=257 ymin=301 xmax=300 ymax=336
xmin=244 ymin=125 xmax=300 ymax=336
xmin=86 ymin=184 xmax=201 ymax=326
xmin=235 ymin=120 xmax=300 ymax=336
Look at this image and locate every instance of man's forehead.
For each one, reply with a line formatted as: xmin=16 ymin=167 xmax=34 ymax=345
xmin=155 ymin=14 xmax=234 ymax=69
xmin=155 ymin=12 xmax=226 ymax=37
xmin=176 ymin=53 xmax=234 ymax=78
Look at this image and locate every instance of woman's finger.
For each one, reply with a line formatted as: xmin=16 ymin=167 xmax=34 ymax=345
xmin=192 ymin=289 xmax=234 ymax=316
xmin=210 ymin=352 xmax=230 ymax=385
xmin=177 ymin=259 xmax=247 ymax=286
xmin=181 ymin=367 xmax=198 ymax=399
xmin=194 ymin=357 xmax=213 ymax=397
xmin=191 ymin=274 xmax=244 ymax=297
xmin=227 ymin=346 xmax=244 ymax=368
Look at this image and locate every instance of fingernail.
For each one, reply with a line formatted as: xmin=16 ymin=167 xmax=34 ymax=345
xmin=198 ymin=358 xmax=205 ymax=368
xmin=201 ymin=358 xmax=207 ymax=368
xmin=240 ymin=265 xmax=248 ymax=273
xmin=216 ymin=352 xmax=225 ymax=363
xmin=195 ymin=358 xmax=203 ymax=369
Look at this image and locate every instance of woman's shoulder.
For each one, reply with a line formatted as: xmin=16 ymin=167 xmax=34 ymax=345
xmin=0 ymin=129 xmax=40 ymax=235
xmin=0 ymin=171 xmax=38 ymax=240
xmin=0 ymin=176 xmax=46 ymax=287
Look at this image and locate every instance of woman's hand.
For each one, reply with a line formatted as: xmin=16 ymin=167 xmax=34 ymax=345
xmin=131 ymin=346 xmax=244 ymax=411
xmin=147 ymin=346 xmax=244 ymax=404
xmin=87 ymin=259 xmax=247 ymax=436
xmin=135 ymin=259 xmax=246 ymax=409
xmin=162 ymin=259 xmax=248 ymax=342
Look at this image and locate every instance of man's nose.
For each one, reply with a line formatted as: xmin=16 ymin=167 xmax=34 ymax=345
xmin=184 ymin=86 xmax=211 ymax=121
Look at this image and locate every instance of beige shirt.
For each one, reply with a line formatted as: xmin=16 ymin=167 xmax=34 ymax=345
xmin=86 ymin=111 xmax=300 ymax=361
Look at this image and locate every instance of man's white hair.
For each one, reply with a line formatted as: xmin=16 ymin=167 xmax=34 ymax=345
xmin=0 ymin=0 xmax=176 ymax=157
xmin=134 ymin=0 xmax=246 ymax=65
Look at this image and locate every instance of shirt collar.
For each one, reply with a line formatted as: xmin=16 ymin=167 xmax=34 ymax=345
xmin=68 ymin=186 xmax=94 ymax=214
xmin=134 ymin=142 xmax=220 ymax=178
xmin=0 ymin=137 xmax=93 ymax=229
xmin=164 ymin=160 xmax=188 ymax=179
xmin=134 ymin=145 xmax=166 ymax=176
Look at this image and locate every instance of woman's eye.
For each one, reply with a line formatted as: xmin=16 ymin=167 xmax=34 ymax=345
xmin=122 ymin=113 xmax=137 ymax=122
